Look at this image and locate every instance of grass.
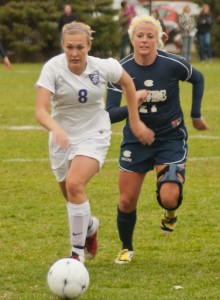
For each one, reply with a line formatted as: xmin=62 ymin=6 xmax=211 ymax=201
xmin=0 ymin=59 xmax=220 ymax=300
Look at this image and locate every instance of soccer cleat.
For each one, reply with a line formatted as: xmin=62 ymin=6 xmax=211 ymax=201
xmin=161 ymin=210 xmax=177 ymax=235
xmin=85 ymin=217 xmax=99 ymax=258
xmin=70 ymin=251 xmax=85 ymax=264
xmin=115 ymin=249 xmax=134 ymax=264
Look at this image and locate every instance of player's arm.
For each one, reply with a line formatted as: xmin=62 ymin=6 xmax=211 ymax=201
xmin=36 ymin=86 xmax=69 ymax=148
xmin=106 ymin=81 xmax=128 ymax=123
xmin=0 ymin=43 xmax=12 ymax=69
xmin=187 ymin=67 xmax=209 ymax=130
xmin=2 ymin=56 xmax=12 ymax=69
xmin=116 ymin=69 xmax=154 ymax=145
xmin=106 ymin=80 xmax=147 ymax=124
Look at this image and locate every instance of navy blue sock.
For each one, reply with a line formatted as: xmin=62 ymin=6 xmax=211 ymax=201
xmin=117 ymin=207 xmax=136 ymax=251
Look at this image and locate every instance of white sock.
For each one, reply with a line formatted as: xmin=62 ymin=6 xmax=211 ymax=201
xmin=87 ymin=216 xmax=100 ymax=237
xmin=67 ymin=206 xmax=94 ymax=244
xmin=67 ymin=201 xmax=91 ymax=257
xmin=87 ymin=216 xmax=93 ymax=236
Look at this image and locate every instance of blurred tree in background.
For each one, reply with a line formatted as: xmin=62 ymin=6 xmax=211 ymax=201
xmin=0 ymin=0 xmax=120 ymax=62
xmin=71 ymin=0 xmax=120 ymax=58
xmin=0 ymin=1 xmax=60 ymax=61
xmin=0 ymin=0 xmax=219 ymax=62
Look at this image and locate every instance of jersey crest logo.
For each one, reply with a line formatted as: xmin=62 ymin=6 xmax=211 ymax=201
xmin=122 ymin=150 xmax=132 ymax=162
xmin=144 ymin=80 xmax=154 ymax=87
xmin=123 ymin=150 xmax=131 ymax=158
xmin=89 ymin=70 xmax=99 ymax=85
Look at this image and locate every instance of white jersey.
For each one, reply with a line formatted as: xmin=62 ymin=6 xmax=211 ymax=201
xmin=36 ymin=54 xmax=122 ymax=143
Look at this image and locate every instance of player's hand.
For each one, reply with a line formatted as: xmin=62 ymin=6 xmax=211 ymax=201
xmin=161 ymin=32 xmax=168 ymax=45
xmin=3 ymin=56 xmax=12 ymax=69
xmin=192 ymin=117 xmax=209 ymax=131
xmin=136 ymin=90 xmax=148 ymax=108
xmin=52 ymin=127 xmax=69 ymax=148
xmin=130 ymin=120 xmax=155 ymax=145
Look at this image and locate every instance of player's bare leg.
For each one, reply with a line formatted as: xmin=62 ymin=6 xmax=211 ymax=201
xmin=59 ymin=156 xmax=100 ymax=262
xmin=115 ymin=170 xmax=146 ymax=264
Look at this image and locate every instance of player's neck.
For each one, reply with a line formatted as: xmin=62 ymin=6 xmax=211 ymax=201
xmin=134 ymin=52 xmax=157 ymax=66
xmin=68 ymin=62 xmax=87 ymax=76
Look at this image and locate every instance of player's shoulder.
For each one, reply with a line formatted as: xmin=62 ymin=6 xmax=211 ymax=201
xmin=158 ymin=50 xmax=193 ymax=80
xmin=87 ymin=56 xmax=122 ymax=78
xmin=119 ymin=53 xmax=134 ymax=66
xmin=118 ymin=54 xmax=135 ymax=73
xmin=44 ymin=53 xmax=66 ymax=69
xmin=157 ymin=49 xmax=190 ymax=67
xmin=87 ymin=55 xmax=119 ymax=67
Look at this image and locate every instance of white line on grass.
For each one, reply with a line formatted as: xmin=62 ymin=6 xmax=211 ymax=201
xmin=1 ymin=157 xmax=220 ymax=163
xmin=112 ymin=132 xmax=220 ymax=139
xmin=1 ymin=127 xmax=219 ymax=162
xmin=1 ymin=158 xmax=48 ymax=162
xmin=0 ymin=125 xmax=220 ymax=140
xmin=0 ymin=125 xmax=42 ymax=130
xmin=1 ymin=126 xmax=220 ymax=140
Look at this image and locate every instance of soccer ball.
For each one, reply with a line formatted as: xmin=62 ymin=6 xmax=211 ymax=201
xmin=47 ymin=258 xmax=90 ymax=299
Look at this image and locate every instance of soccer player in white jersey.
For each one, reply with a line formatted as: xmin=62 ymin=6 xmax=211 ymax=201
xmin=106 ymin=15 xmax=209 ymax=264
xmin=35 ymin=21 xmax=150 ymax=263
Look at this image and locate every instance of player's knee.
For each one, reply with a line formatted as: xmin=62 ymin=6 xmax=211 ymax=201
xmin=156 ymin=164 xmax=185 ymax=211
xmin=66 ymin=177 xmax=84 ymax=198
xmin=119 ymin=194 xmax=137 ymax=212
xmin=159 ymin=182 xmax=180 ymax=210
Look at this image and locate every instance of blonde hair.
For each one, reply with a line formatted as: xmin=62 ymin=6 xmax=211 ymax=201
xmin=128 ymin=15 xmax=164 ymax=47
xmin=183 ymin=5 xmax=190 ymax=13
xmin=62 ymin=21 xmax=95 ymax=44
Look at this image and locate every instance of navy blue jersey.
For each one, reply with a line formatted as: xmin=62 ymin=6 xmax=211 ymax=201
xmin=0 ymin=43 xmax=6 ymax=58
xmin=106 ymin=50 xmax=204 ymax=140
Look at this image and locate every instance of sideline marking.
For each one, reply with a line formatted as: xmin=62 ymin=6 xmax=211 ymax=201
xmin=0 ymin=125 xmax=42 ymax=130
xmin=0 ymin=127 xmax=219 ymax=163
xmin=1 ymin=157 xmax=220 ymax=163
xmin=112 ymin=132 xmax=220 ymax=139
xmin=0 ymin=126 xmax=220 ymax=140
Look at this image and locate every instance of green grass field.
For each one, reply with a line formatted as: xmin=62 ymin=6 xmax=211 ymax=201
xmin=0 ymin=59 xmax=220 ymax=300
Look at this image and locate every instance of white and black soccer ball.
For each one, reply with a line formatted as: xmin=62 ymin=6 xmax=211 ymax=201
xmin=47 ymin=258 xmax=89 ymax=299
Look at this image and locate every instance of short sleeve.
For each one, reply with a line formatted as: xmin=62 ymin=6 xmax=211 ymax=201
xmin=35 ymin=61 xmax=56 ymax=94
xmin=104 ymin=58 xmax=123 ymax=84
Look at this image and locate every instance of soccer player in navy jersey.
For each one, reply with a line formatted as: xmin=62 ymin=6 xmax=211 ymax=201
xmin=106 ymin=15 xmax=208 ymax=264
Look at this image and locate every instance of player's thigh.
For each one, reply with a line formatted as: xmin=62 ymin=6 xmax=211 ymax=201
xmin=119 ymin=170 xmax=146 ymax=202
xmin=119 ymin=141 xmax=154 ymax=173
xmin=67 ymin=155 xmax=99 ymax=186
xmin=155 ymin=127 xmax=188 ymax=166
xmin=156 ymin=164 xmax=185 ymax=177
xmin=67 ymin=132 xmax=110 ymax=185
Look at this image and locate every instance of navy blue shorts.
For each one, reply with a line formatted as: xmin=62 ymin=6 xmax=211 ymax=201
xmin=119 ymin=125 xmax=188 ymax=173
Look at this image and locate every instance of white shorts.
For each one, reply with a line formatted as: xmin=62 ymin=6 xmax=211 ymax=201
xmin=49 ymin=131 xmax=111 ymax=182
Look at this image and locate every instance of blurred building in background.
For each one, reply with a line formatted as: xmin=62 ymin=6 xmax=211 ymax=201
xmin=113 ymin=0 xmax=201 ymax=53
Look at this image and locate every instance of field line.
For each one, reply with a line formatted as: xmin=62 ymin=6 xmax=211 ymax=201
xmin=112 ymin=132 xmax=220 ymax=139
xmin=0 ymin=125 xmax=42 ymax=130
xmin=0 ymin=126 xmax=220 ymax=140
xmin=1 ymin=157 xmax=220 ymax=163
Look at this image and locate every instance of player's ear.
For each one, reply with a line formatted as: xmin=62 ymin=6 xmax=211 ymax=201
xmin=88 ymin=42 xmax=92 ymax=52
xmin=61 ymin=40 xmax=65 ymax=51
xmin=130 ymin=37 xmax=134 ymax=48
